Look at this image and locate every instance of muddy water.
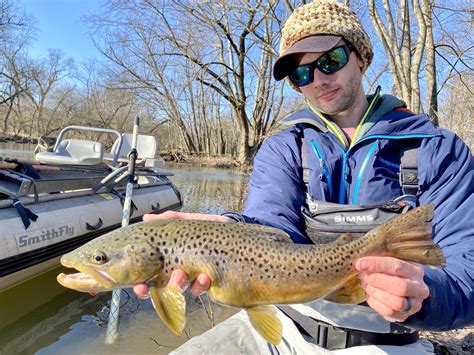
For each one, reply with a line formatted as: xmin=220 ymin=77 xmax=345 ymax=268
xmin=0 ymin=163 xmax=249 ymax=354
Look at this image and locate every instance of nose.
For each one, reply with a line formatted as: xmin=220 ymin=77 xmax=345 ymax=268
xmin=310 ymin=68 xmax=332 ymax=88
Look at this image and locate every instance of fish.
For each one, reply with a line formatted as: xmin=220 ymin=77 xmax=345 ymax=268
xmin=57 ymin=205 xmax=445 ymax=345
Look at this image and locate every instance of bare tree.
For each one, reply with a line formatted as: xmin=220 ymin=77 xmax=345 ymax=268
xmin=88 ymin=0 xmax=286 ymax=164
xmin=0 ymin=0 xmax=35 ymax=135
xmin=367 ymin=0 xmax=472 ymax=127
xmin=22 ymin=50 xmax=75 ymax=137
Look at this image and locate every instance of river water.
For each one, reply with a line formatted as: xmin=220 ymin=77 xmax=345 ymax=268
xmin=0 ymin=148 xmax=250 ymax=354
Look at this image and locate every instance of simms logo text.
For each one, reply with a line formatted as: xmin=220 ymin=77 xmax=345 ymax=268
xmin=334 ymin=215 xmax=374 ymax=223
xmin=18 ymin=225 xmax=74 ymax=248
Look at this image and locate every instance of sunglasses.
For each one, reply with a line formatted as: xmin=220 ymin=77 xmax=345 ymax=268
xmin=288 ymin=45 xmax=352 ymax=87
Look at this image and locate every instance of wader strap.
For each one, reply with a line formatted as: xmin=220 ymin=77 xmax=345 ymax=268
xmin=278 ymin=305 xmax=321 ymax=340
xmin=277 ymin=305 xmax=419 ymax=350
xmin=399 ymin=143 xmax=419 ymax=199
xmin=301 ymin=137 xmax=309 ymax=188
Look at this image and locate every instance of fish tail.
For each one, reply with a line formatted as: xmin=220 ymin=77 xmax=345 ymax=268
xmin=378 ymin=205 xmax=446 ymax=267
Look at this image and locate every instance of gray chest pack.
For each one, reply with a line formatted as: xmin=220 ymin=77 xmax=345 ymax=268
xmin=299 ymin=135 xmax=420 ymax=244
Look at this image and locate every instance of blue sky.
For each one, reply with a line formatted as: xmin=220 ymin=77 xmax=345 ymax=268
xmin=17 ymin=0 xmax=103 ymax=62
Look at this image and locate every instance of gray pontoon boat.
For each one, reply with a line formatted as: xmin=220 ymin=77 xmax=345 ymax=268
xmin=0 ymin=126 xmax=182 ymax=290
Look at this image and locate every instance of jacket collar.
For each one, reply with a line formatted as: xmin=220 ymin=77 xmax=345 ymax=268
xmin=282 ymin=88 xmax=439 ymax=141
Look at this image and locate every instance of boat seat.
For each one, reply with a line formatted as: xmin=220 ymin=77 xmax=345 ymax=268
xmin=35 ymin=139 xmax=104 ymax=166
xmin=105 ymin=134 xmax=158 ymax=164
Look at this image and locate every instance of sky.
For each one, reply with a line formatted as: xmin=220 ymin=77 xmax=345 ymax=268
xmin=17 ymin=0 xmax=103 ymax=62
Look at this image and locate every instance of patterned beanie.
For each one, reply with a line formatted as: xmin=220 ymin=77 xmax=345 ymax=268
xmin=274 ymin=0 xmax=373 ymax=91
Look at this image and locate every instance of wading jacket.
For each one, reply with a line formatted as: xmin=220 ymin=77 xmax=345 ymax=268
xmin=224 ymin=91 xmax=474 ymax=332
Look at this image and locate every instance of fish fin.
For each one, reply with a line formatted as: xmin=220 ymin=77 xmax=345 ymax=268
xmin=324 ymin=274 xmax=366 ymax=304
xmin=333 ymin=233 xmax=355 ymax=246
xmin=149 ymin=286 xmax=186 ymax=336
xmin=246 ymin=305 xmax=282 ymax=345
xmin=381 ymin=205 xmax=446 ymax=267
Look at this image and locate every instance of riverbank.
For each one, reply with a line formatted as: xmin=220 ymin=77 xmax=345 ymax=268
xmin=421 ymin=326 xmax=473 ymax=354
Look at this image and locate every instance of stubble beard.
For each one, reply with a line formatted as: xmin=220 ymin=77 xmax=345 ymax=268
xmin=312 ymin=79 xmax=362 ymax=116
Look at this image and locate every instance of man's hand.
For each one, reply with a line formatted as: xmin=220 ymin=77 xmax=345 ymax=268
xmin=355 ymin=256 xmax=429 ymax=322
xmin=133 ymin=270 xmax=211 ymax=299
xmin=134 ymin=211 xmax=231 ymax=299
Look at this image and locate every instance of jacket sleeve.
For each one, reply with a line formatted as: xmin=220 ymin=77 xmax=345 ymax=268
xmin=223 ymin=129 xmax=310 ymax=244
xmin=404 ymin=130 xmax=474 ymax=331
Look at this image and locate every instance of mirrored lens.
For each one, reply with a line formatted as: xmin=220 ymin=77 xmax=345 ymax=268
xmin=317 ymin=47 xmax=348 ymax=74
xmin=289 ymin=65 xmax=312 ymax=86
xmin=288 ymin=46 xmax=350 ymax=87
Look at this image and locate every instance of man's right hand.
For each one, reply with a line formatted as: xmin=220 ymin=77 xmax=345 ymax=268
xmin=134 ymin=211 xmax=233 ymax=299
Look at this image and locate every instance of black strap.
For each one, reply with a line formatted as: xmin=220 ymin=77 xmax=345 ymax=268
xmin=110 ymin=188 xmax=138 ymax=216
xmin=399 ymin=142 xmax=419 ymax=198
xmin=278 ymin=305 xmax=418 ymax=350
xmin=13 ymin=198 xmax=39 ymax=229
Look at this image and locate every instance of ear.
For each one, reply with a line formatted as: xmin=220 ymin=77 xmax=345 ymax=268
xmin=357 ymin=57 xmax=364 ymax=73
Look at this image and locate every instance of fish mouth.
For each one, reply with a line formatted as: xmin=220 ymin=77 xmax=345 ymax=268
xmin=58 ymin=258 xmax=117 ymax=293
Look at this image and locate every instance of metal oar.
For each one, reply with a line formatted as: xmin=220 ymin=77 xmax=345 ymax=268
xmin=105 ymin=116 xmax=140 ymax=344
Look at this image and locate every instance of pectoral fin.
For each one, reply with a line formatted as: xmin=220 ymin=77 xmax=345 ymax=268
xmin=324 ymin=274 xmax=366 ymax=304
xmin=246 ymin=305 xmax=282 ymax=345
xmin=149 ymin=286 xmax=186 ymax=336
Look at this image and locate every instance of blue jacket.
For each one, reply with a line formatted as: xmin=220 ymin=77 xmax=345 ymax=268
xmin=224 ymin=92 xmax=474 ymax=331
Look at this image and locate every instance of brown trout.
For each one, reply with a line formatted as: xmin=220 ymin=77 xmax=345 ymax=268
xmin=57 ymin=205 xmax=445 ymax=344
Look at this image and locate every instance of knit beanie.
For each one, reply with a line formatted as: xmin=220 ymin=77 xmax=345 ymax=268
xmin=274 ymin=0 xmax=373 ymax=91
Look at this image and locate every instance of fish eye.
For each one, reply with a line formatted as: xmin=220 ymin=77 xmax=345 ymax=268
xmin=92 ymin=252 xmax=107 ymax=264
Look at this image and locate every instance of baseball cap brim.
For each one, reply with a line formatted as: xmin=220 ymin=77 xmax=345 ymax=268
xmin=273 ymin=35 xmax=342 ymax=81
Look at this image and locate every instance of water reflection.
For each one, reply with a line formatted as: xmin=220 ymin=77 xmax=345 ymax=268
xmin=0 ymin=162 xmax=250 ymax=354
xmin=166 ymin=163 xmax=249 ymax=214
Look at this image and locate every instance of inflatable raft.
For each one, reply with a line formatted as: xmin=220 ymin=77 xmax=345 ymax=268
xmin=0 ymin=126 xmax=182 ymax=290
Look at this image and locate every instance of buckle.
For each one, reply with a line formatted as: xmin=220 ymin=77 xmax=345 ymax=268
xmin=315 ymin=323 xmax=348 ymax=350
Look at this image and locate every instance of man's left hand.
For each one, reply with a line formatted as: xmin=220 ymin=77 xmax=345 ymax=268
xmin=355 ymin=256 xmax=429 ymax=322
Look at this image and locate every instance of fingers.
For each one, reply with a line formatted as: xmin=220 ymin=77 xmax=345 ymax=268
xmin=355 ymin=256 xmax=424 ymax=279
xmin=168 ymin=270 xmax=210 ymax=296
xmin=355 ymin=256 xmax=430 ymax=322
xmin=133 ymin=283 xmax=150 ymax=299
xmin=360 ymin=273 xmax=429 ymax=299
xmin=365 ymin=292 xmax=422 ymax=322
xmin=189 ymin=273 xmax=211 ymax=296
xmin=168 ymin=269 xmax=188 ymax=290
xmin=143 ymin=211 xmax=234 ymax=223
xmin=134 ymin=270 xmax=211 ymax=300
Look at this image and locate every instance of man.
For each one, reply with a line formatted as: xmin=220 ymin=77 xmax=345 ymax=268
xmin=134 ymin=0 xmax=473 ymax=353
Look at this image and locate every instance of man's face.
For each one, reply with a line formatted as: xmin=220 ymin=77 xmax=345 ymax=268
xmin=291 ymin=42 xmax=365 ymax=116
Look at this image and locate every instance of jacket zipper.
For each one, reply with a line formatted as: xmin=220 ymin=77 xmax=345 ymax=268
xmin=310 ymin=140 xmax=333 ymax=198
xmin=343 ymin=134 xmax=436 ymax=204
